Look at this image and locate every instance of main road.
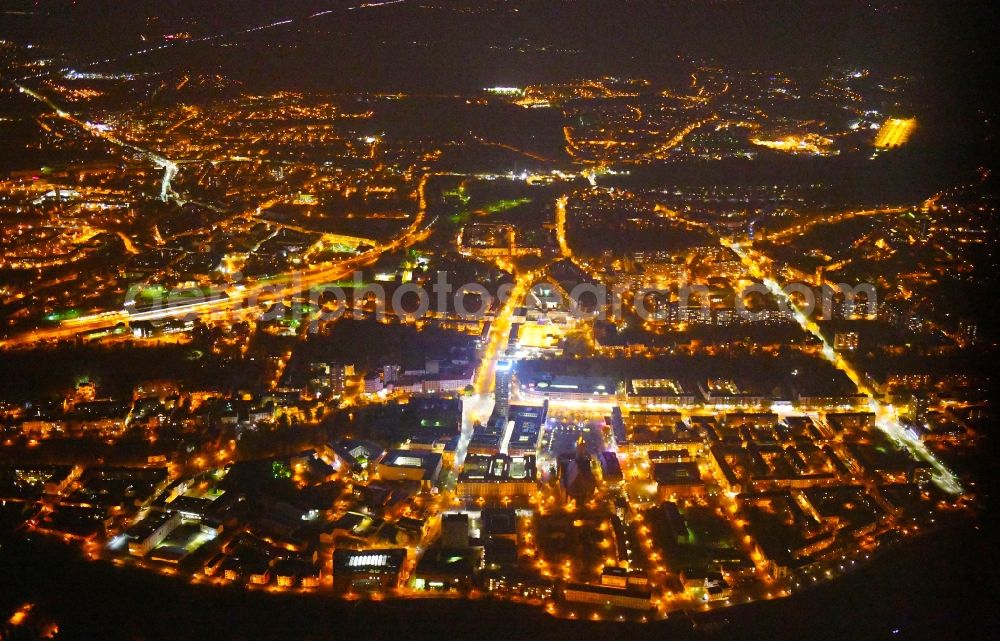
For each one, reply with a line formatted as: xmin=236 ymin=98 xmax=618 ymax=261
xmin=452 ymin=268 xmax=538 ymax=476
xmin=726 ymin=240 xmax=963 ymax=495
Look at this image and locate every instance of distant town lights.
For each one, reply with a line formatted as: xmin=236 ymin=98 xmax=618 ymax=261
xmin=484 ymin=86 xmax=523 ymax=96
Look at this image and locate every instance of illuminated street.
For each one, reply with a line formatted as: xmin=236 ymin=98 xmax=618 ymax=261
xmin=0 ymin=3 xmax=993 ymax=640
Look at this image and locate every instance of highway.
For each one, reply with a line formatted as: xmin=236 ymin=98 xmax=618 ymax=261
xmin=14 ymin=82 xmax=181 ymax=203
xmin=20 ymin=1 xmax=412 ymax=83
xmin=0 ymin=174 xmax=433 ymax=349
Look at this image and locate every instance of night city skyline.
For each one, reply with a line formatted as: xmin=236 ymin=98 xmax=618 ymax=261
xmin=0 ymin=2 xmax=997 ymax=640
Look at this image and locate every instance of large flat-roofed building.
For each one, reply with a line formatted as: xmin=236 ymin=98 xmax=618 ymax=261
xmin=790 ymin=371 xmax=869 ymax=409
xmin=725 ymin=412 xmax=779 ymax=429
xmin=626 ymin=378 xmax=698 ymax=408
xmin=332 ymin=548 xmax=407 ymax=593
xmin=440 ymin=513 xmax=470 ymax=550
xmin=468 ymin=417 xmax=505 ymax=455
xmin=413 ymin=550 xmax=476 ymax=593
xmin=520 ymin=375 xmax=619 ymax=403
xmin=562 ymin=582 xmax=654 ymax=611
xmin=652 ymin=461 xmax=706 ymax=498
xmin=376 ymin=450 xmax=442 ymax=485
xmin=505 ymin=403 xmax=547 ymax=455
xmin=325 ymin=439 xmax=386 ymax=476
xmin=698 ymin=379 xmax=770 ymax=408
xmin=456 ymin=454 xmax=537 ymax=500
xmin=126 ymin=510 xmax=182 ymax=557
xmin=624 ymin=411 xmax=703 ymax=457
